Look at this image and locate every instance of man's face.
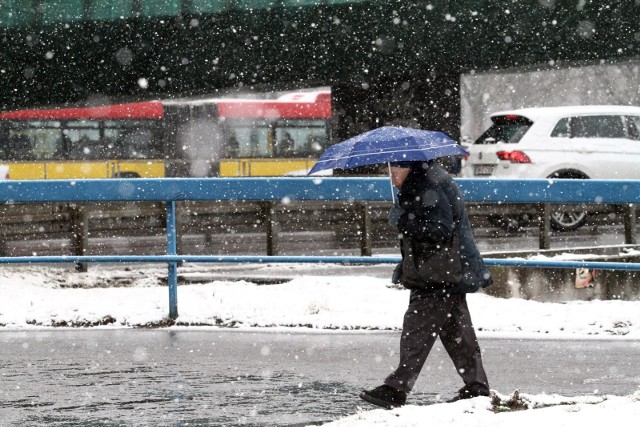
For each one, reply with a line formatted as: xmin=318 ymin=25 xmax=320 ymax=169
xmin=389 ymin=166 xmax=410 ymax=188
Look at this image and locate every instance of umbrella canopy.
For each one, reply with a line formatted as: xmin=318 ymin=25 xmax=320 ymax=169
xmin=308 ymin=126 xmax=468 ymax=175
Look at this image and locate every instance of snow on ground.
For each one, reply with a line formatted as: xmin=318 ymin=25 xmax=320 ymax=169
xmin=1 ymin=263 xmax=640 ymax=426
xmin=2 ymin=264 xmax=639 ymax=338
xmin=326 ymin=390 xmax=640 ymax=427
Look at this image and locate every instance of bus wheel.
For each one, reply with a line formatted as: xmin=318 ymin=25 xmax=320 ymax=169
xmin=114 ymin=172 xmax=140 ymax=178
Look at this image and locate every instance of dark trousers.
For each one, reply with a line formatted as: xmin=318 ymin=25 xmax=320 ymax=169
xmin=384 ymin=293 xmax=490 ymax=394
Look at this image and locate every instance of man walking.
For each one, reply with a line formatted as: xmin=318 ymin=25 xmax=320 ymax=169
xmin=360 ymin=160 xmax=493 ymax=409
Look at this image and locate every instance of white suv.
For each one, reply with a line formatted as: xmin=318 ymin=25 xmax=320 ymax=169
xmin=461 ymin=105 xmax=640 ymax=230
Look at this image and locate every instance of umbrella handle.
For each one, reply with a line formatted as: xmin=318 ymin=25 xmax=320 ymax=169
xmin=388 ymin=162 xmax=396 ymax=205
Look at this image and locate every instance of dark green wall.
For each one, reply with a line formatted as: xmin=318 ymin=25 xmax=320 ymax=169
xmin=1 ymin=1 xmax=639 ymax=138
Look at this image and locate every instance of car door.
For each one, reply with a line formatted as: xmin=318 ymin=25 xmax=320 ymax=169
xmin=565 ymin=115 xmax=640 ymax=179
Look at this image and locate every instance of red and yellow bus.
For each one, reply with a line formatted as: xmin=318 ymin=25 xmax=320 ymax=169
xmin=0 ymin=90 xmax=332 ymax=179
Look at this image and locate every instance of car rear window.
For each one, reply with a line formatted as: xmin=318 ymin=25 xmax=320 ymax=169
xmin=473 ymin=115 xmax=532 ymax=144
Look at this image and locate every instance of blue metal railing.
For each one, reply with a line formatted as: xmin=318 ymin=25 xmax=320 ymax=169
xmin=2 ymin=177 xmax=640 ymax=204
xmin=1 ymin=177 xmax=639 ymax=319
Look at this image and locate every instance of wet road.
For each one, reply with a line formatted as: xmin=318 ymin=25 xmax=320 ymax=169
xmin=1 ymin=330 xmax=639 ymax=426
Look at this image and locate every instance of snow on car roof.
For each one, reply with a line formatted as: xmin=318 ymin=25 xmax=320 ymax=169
xmin=491 ymin=105 xmax=640 ymax=121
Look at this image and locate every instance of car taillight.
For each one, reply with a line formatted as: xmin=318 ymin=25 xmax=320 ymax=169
xmin=496 ymin=150 xmax=531 ymax=163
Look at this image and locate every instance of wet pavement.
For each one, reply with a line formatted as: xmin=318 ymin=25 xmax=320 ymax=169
xmin=1 ymin=330 xmax=640 ymax=426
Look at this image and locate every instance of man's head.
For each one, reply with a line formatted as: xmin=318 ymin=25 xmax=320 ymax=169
xmin=388 ymin=162 xmax=413 ymax=188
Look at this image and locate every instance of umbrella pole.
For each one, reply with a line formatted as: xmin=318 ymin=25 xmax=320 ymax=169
xmin=388 ymin=162 xmax=396 ymax=205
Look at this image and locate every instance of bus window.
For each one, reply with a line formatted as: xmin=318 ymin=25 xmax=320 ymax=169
xmin=227 ymin=120 xmax=272 ymax=158
xmin=275 ymin=131 xmax=295 ymax=156
xmin=104 ymin=120 xmax=161 ymax=160
xmin=0 ymin=126 xmax=7 ymax=159
xmin=4 ymin=121 xmax=64 ymax=161
xmin=65 ymin=120 xmax=102 ymax=160
xmin=275 ymin=119 xmax=329 ymax=157
xmin=224 ymin=131 xmax=240 ymax=157
xmin=7 ymin=134 xmax=34 ymax=160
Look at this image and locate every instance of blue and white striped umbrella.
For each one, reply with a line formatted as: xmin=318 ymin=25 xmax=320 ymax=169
xmin=308 ymin=126 xmax=468 ymax=175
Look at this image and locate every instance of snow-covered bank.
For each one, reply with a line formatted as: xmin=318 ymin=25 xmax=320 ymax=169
xmin=1 ymin=265 xmax=639 ymax=339
xmin=325 ymin=390 xmax=640 ymax=426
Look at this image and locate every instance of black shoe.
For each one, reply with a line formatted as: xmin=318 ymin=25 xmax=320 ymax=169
xmin=360 ymin=385 xmax=407 ymax=409
xmin=447 ymin=385 xmax=490 ymax=403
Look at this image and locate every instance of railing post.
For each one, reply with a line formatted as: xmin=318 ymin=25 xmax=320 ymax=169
xmin=70 ymin=205 xmax=89 ymax=272
xmin=166 ymin=200 xmax=178 ymax=320
xmin=357 ymin=202 xmax=372 ymax=256
xmin=261 ymin=202 xmax=279 ymax=256
xmin=538 ymin=203 xmax=551 ymax=250
xmin=175 ymin=201 xmax=184 ymax=258
xmin=624 ymin=204 xmax=637 ymax=244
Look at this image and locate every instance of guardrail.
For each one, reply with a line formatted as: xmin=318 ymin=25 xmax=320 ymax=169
xmin=1 ymin=177 xmax=639 ymax=319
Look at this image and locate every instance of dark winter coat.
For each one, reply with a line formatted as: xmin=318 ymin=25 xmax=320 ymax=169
xmin=396 ymin=161 xmax=493 ymax=298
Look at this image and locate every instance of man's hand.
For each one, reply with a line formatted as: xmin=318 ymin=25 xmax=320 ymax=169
xmin=391 ymin=262 xmax=403 ymax=284
xmin=388 ymin=205 xmax=405 ymax=226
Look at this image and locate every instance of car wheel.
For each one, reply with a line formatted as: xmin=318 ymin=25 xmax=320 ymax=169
xmin=549 ymin=210 xmax=587 ymax=231
xmin=547 ymin=171 xmax=589 ymax=231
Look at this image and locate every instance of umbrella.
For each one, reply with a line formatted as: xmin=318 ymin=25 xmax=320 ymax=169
xmin=307 ymin=126 xmax=468 ymax=175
